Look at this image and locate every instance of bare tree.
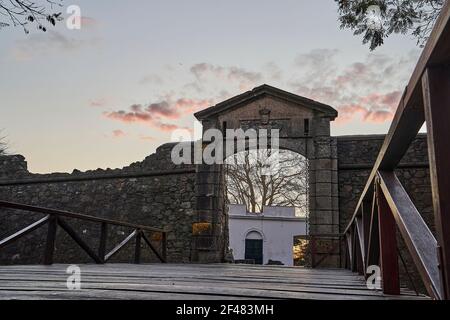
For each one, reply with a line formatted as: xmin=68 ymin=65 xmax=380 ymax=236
xmin=0 ymin=0 xmax=64 ymax=33
xmin=225 ymin=149 xmax=309 ymax=215
xmin=0 ymin=135 xmax=7 ymax=155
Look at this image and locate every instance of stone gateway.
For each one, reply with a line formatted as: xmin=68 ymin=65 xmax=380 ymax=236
xmin=0 ymin=85 xmax=431 ymax=279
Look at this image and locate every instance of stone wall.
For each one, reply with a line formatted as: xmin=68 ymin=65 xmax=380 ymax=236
xmin=0 ymin=131 xmax=436 ymax=291
xmin=337 ymin=133 xmax=433 ymax=292
xmin=0 ymin=143 xmax=197 ymax=265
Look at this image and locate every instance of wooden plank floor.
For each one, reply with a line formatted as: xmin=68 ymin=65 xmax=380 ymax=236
xmin=0 ymin=264 xmax=429 ymax=300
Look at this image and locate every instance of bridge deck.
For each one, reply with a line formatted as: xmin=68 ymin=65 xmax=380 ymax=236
xmin=0 ymin=264 xmax=428 ymax=300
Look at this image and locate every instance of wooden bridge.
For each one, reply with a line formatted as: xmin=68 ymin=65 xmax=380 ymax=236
xmin=1 ymin=1 xmax=450 ymax=301
xmin=0 ymin=264 xmax=426 ymax=300
xmin=0 ymin=201 xmax=426 ymax=300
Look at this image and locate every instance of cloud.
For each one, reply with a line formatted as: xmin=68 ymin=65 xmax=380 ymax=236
xmin=327 ymin=90 xmax=402 ymax=124
xmin=190 ymin=63 xmax=262 ymax=90
xmin=112 ymin=130 xmax=125 ymax=138
xmin=89 ymin=98 xmax=111 ymax=108
xmin=264 ymin=62 xmax=283 ymax=80
xmin=290 ymin=49 xmax=419 ymax=124
xmin=140 ymin=135 xmax=155 ymax=141
xmin=139 ymin=74 xmax=164 ymax=85
xmin=105 ymin=109 xmax=152 ymax=123
xmin=99 ymin=49 xmax=418 ymax=131
xmin=154 ymin=122 xmax=181 ymax=132
xmin=11 ymin=30 xmax=99 ymax=61
xmin=103 ymin=96 xmax=212 ymax=132
xmin=80 ymin=16 xmax=98 ymax=29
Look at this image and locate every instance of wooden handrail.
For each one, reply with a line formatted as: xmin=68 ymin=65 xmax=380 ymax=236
xmin=344 ymin=1 xmax=450 ymax=300
xmin=378 ymin=171 xmax=441 ymax=298
xmin=344 ymin=0 xmax=450 ymax=236
xmin=0 ymin=200 xmax=165 ymax=233
xmin=0 ymin=200 xmax=167 ymax=264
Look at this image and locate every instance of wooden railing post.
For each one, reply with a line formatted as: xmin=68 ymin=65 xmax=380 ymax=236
xmin=98 ymin=222 xmax=108 ymax=263
xmin=161 ymin=232 xmax=167 ymax=263
xmin=366 ymin=191 xmax=380 ymax=270
xmin=354 ymin=224 xmax=364 ymax=276
xmin=377 ymin=181 xmax=400 ymax=295
xmin=422 ymin=66 xmax=450 ymax=300
xmin=346 ymin=233 xmax=353 ymax=270
xmin=134 ymin=230 xmax=142 ymax=264
xmin=44 ymin=215 xmax=57 ymax=265
xmin=361 ymin=201 xmax=371 ymax=272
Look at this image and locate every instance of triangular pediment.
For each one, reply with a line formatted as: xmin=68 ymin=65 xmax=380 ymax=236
xmin=194 ymin=84 xmax=338 ymax=120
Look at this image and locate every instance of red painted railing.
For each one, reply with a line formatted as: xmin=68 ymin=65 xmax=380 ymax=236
xmin=344 ymin=1 xmax=450 ymax=300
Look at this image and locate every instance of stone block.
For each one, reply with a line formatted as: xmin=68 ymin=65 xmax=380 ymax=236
xmin=315 ymin=170 xmax=332 ymax=183
xmin=196 ymin=172 xmax=218 ymax=184
xmin=309 ymin=210 xmax=334 ymax=224
xmin=315 ymin=196 xmax=332 ymax=210
xmin=196 ymin=210 xmax=214 ymax=222
xmin=309 ymin=224 xmax=339 ymax=234
xmin=194 ymin=235 xmax=216 ymax=250
xmin=332 ymin=183 xmax=339 ymax=196
xmin=312 ymin=254 xmax=341 ymax=268
xmin=315 ymin=183 xmax=332 ymax=196
xmin=314 ymin=159 xmax=332 ymax=170
xmin=196 ymin=183 xmax=217 ymax=196
xmin=332 ymin=196 xmax=339 ymax=210
xmin=196 ymin=195 xmax=216 ymax=210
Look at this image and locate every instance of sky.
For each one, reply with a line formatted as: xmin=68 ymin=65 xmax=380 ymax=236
xmin=0 ymin=0 xmax=422 ymax=173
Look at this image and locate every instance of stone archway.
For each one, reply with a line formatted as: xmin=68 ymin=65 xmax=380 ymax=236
xmin=191 ymin=84 xmax=340 ymax=267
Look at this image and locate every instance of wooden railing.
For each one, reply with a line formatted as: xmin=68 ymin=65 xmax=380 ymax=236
xmin=344 ymin=1 xmax=450 ymax=300
xmin=0 ymin=200 xmax=167 ymax=265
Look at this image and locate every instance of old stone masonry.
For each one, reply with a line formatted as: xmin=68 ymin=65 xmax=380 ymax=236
xmin=0 ymin=85 xmax=431 ymax=275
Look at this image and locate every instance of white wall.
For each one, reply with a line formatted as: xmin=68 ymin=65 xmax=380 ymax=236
xmin=228 ymin=205 xmax=307 ymax=266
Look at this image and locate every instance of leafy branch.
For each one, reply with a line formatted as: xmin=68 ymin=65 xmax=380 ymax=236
xmin=0 ymin=0 xmax=64 ymax=33
xmin=336 ymin=0 xmax=444 ymax=50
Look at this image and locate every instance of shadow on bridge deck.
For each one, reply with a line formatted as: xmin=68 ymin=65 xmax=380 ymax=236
xmin=0 ymin=264 xmax=428 ymax=300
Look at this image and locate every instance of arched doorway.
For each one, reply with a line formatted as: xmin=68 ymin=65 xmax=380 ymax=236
xmin=245 ymin=230 xmax=264 ymax=264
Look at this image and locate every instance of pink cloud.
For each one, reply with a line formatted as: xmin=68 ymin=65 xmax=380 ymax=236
xmin=335 ymin=91 xmax=400 ymax=124
xmin=112 ymin=129 xmax=125 ymax=138
xmin=140 ymin=135 xmax=155 ymax=141
xmin=89 ymin=98 xmax=110 ymax=108
xmin=173 ymin=98 xmax=212 ymax=113
xmin=291 ymin=48 xmax=418 ymax=125
xmin=80 ymin=17 xmax=98 ymax=29
xmin=104 ymin=110 xmax=152 ymax=123
xmin=103 ymin=97 xmax=211 ymax=133
xmin=153 ymin=122 xmax=181 ymax=132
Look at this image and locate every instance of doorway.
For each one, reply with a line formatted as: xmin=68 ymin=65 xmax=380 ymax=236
xmin=245 ymin=231 xmax=263 ymax=264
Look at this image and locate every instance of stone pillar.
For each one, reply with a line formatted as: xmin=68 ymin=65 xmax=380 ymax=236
xmin=191 ymin=119 xmax=227 ymax=263
xmin=308 ymin=117 xmax=340 ymax=268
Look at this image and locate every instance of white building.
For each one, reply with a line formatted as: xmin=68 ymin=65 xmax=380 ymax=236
xmin=228 ymin=204 xmax=307 ymax=266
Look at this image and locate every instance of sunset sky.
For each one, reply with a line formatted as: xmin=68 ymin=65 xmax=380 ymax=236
xmin=0 ymin=0 xmax=422 ymax=173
